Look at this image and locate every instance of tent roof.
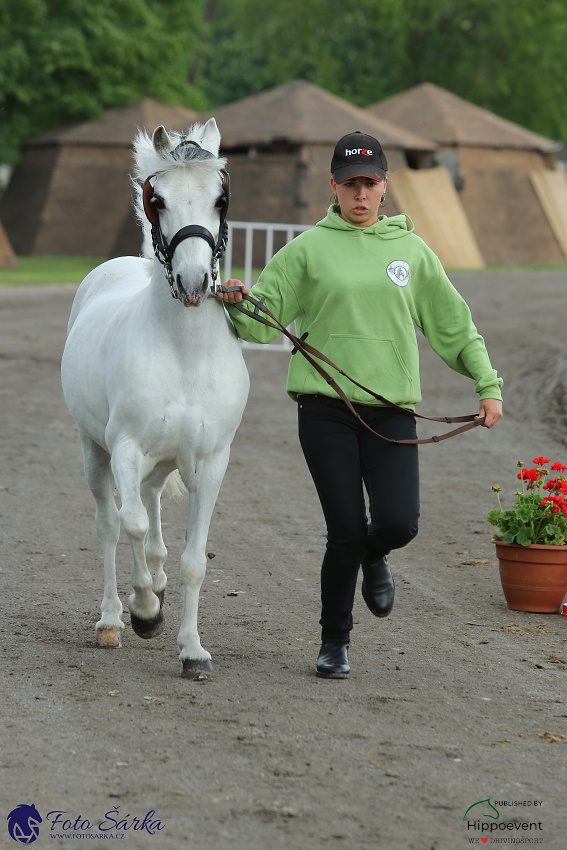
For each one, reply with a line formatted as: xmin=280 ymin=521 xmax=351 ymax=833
xmin=367 ymin=83 xmax=555 ymax=151
xmin=205 ymin=79 xmax=435 ymax=151
xmin=26 ymin=99 xmax=201 ymax=147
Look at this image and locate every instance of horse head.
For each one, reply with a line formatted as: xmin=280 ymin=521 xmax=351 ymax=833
xmin=134 ymin=118 xmax=229 ymax=307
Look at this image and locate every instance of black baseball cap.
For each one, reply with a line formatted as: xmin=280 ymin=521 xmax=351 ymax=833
xmin=331 ymin=131 xmax=388 ymax=183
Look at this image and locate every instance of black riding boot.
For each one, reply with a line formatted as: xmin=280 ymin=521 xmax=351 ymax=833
xmin=316 ymin=642 xmax=350 ymax=678
xmin=361 ymin=552 xmax=395 ymax=617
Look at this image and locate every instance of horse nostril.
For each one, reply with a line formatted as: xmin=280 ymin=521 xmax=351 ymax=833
xmin=202 ymin=272 xmax=209 ymax=293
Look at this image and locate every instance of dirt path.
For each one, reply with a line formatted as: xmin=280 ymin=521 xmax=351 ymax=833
xmin=1 ymin=272 xmax=566 ymax=849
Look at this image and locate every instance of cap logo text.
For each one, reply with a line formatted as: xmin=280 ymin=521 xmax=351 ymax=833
xmin=345 ymin=148 xmax=372 ymax=156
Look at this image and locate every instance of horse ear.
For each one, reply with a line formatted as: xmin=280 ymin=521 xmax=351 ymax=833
xmin=152 ymin=125 xmax=174 ymax=155
xmin=200 ymin=118 xmax=221 ymax=157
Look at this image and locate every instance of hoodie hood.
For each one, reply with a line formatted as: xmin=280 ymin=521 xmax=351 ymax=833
xmin=316 ymin=205 xmax=414 ymax=239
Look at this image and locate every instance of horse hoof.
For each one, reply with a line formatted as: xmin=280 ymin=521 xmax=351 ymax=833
xmin=181 ymin=658 xmax=213 ymax=679
xmin=96 ymin=626 xmax=123 ymax=648
xmin=130 ymin=609 xmax=165 ymax=639
xmin=155 ymin=589 xmax=165 ymax=609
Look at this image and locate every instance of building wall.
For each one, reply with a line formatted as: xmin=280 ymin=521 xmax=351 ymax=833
xmin=0 ymin=147 xmax=59 ymax=254
xmin=227 ymin=151 xmax=299 ymax=223
xmin=0 ymin=136 xmax=436 ymax=264
xmin=33 ymin=145 xmax=134 ymax=256
xmin=457 ymin=147 xmax=564 ymax=265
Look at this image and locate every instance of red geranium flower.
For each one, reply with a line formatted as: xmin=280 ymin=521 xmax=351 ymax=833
xmin=517 ymin=467 xmax=539 ymax=481
xmin=539 ymin=497 xmax=558 ymax=513
xmin=540 ymin=495 xmax=567 ymax=516
xmin=490 ymin=455 xmax=567 ymax=545
xmin=542 ymin=478 xmax=567 ymax=494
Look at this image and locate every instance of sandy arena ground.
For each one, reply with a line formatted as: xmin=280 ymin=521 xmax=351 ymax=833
xmin=1 ymin=270 xmax=566 ymax=849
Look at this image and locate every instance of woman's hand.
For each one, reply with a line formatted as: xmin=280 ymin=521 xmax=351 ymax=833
xmin=477 ymin=398 xmax=503 ymax=429
xmin=215 ymin=279 xmax=249 ymax=302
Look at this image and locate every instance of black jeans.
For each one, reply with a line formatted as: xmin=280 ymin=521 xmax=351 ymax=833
xmin=298 ymin=395 xmax=420 ymax=644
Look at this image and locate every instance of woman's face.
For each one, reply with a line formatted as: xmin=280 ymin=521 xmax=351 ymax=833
xmin=330 ymin=175 xmax=387 ymax=228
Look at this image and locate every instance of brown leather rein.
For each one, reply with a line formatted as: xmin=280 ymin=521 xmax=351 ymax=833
xmin=222 ymin=289 xmax=485 ymax=445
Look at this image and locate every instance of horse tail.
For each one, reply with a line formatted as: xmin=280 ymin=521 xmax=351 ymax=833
xmin=165 ymin=470 xmax=188 ymax=500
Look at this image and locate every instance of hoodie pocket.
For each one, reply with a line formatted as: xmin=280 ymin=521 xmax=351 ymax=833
xmin=312 ymin=334 xmax=417 ymax=403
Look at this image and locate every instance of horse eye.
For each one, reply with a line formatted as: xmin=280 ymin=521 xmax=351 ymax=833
xmin=151 ymin=195 xmax=165 ymax=211
xmin=215 ymin=196 xmax=226 ymax=210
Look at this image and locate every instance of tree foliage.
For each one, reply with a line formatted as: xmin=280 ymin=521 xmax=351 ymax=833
xmin=0 ymin=0 xmax=207 ymax=164
xmin=2 ymin=0 xmax=567 ymax=166
xmin=197 ymin=0 xmax=567 ymax=143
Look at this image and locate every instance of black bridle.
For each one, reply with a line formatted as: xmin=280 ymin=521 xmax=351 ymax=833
xmin=142 ymin=140 xmax=230 ymax=300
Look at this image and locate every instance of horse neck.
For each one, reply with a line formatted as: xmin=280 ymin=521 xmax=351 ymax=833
xmin=145 ymin=263 xmax=226 ymax=340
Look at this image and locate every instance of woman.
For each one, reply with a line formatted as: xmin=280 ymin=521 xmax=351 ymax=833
xmin=217 ymin=131 xmax=502 ymax=679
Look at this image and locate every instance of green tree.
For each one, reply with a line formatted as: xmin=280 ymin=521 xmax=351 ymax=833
xmin=395 ymin=0 xmax=567 ymax=141
xmin=4 ymin=1 xmax=567 ymax=164
xmin=0 ymin=0 xmax=207 ymax=164
xmin=197 ymin=0 xmax=567 ymax=142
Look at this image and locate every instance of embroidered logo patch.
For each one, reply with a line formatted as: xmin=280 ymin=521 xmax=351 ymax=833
xmin=386 ymin=260 xmax=410 ymax=287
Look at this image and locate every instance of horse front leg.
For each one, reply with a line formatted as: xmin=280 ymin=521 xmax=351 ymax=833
xmin=111 ymin=446 xmax=164 ymax=640
xmin=177 ymin=448 xmax=230 ymax=678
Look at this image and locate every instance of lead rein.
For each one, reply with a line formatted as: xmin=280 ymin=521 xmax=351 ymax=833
xmin=220 ymin=288 xmax=485 ymax=445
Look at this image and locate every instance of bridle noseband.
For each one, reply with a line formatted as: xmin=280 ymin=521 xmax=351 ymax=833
xmin=142 ymin=140 xmax=230 ymax=300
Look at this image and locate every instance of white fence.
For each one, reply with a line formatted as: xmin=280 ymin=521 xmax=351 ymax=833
xmin=222 ymin=220 xmax=313 ymax=351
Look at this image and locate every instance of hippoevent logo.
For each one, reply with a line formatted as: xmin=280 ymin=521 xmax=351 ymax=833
xmin=463 ymin=797 xmax=544 ymax=843
xmin=6 ymin=804 xmax=165 ymax=842
xmin=7 ymin=804 xmax=42 ymax=844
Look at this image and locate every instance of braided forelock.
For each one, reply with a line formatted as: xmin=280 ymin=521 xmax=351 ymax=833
xmin=133 ymin=125 xmax=226 ymax=182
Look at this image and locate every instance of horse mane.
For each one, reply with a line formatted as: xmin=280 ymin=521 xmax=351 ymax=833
xmin=131 ymin=123 xmax=227 ymax=258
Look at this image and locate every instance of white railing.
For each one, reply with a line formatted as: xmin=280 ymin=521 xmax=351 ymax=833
xmin=222 ymin=220 xmax=313 ymax=351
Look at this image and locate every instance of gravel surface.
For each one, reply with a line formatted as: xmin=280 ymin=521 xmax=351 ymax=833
xmin=1 ymin=271 xmax=566 ymax=849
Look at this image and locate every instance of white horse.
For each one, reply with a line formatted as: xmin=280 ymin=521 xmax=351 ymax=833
xmin=61 ymin=119 xmax=249 ymax=677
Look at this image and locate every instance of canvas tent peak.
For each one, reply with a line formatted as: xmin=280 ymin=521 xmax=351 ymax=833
xmin=367 ymin=82 xmax=556 ymax=152
xmin=205 ymin=79 xmax=436 ymax=153
xmin=367 ymin=82 xmax=565 ymax=265
xmin=26 ymin=99 xmax=201 ymax=149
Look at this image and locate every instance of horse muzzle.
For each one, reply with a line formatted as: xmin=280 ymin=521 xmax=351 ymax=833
xmin=176 ymin=272 xmax=209 ymax=307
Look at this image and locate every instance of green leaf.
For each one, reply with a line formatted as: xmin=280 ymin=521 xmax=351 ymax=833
xmin=515 ymin=505 xmax=534 ymax=522
xmin=516 ymin=529 xmax=534 ymax=547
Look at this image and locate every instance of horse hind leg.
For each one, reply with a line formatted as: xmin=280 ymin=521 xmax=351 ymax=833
xmin=141 ymin=467 xmax=173 ymax=608
xmin=111 ymin=447 xmax=164 ymax=640
xmin=81 ymin=437 xmax=124 ymax=648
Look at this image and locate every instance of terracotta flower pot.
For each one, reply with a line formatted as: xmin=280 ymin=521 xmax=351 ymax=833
xmin=493 ymin=540 xmax=567 ymax=613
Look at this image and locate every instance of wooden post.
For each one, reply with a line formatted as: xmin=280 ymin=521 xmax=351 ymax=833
xmin=0 ymin=219 xmax=17 ymax=269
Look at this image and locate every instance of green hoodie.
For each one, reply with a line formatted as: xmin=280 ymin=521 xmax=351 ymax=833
xmin=226 ymin=207 xmax=502 ymax=407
